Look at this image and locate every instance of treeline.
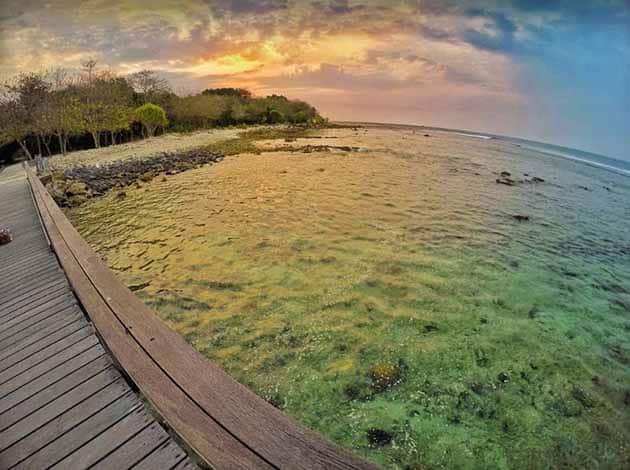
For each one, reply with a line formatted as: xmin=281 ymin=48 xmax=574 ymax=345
xmin=0 ymin=61 xmax=325 ymax=162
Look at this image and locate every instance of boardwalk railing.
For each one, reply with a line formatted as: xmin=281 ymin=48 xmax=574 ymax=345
xmin=25 ymin=165 xmax=376 ymax=470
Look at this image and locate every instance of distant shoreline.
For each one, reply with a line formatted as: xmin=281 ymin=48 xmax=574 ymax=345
xmin=334 ymin=121 xmax=630 ymax=177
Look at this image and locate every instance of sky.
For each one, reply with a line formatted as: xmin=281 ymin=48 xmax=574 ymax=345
xmin=1 ymin=0 xmax=628 ymax=160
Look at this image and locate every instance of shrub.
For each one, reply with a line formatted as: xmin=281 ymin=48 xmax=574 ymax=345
xmin=134 ymin=103 xmax=168 ymax=137
xmin=267 ymin=109 xmax=285 ymax=124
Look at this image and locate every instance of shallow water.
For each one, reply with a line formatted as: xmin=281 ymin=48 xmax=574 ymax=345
xmin=69 ymin=127 xmax=630 ymax=469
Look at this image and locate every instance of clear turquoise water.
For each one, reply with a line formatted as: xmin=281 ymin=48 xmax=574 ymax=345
xmin=71 ymin=127 xmax=630 ymax=469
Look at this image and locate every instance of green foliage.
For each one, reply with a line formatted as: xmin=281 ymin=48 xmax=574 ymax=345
xmin=0 ymin=64 xmax=325 ymax=160
xmin=267 ymin=109 xmax=285 ymax=124
xmin=202 ymin=88 xmax=252 ymax=99
xmin=134 ymin=103 xmax=168 ymax=137
xmin=167 ymin=91 xmax=323 ymax=130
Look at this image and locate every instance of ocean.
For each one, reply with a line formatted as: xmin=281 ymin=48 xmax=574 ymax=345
xmin=69 ymin=125 xmax=630 ymax=469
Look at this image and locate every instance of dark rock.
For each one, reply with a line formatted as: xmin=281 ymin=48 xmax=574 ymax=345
xmin=578 ymin=185 xmax=590 ymax=191
xmin=500 ymin=171 xmax=511 ymax=177
xmin=470 ymin=382 xmax=484 ymax=395
xmin=531 ymin=176 xmax=545 ymax=183
xmin=0 ymin=227 xmax=12 ymax=245
xmin=423 ymin=323 xmax=439 ymax=333
xmin=480 ymin=317 xmax=488 ymax=324
xmin=50 ymin=147 xmax=225 ymax=207
xmin=528 ymin=306 xmax=540 ymax=319
xmin=424 ymin=134 xmax=431 ymax=137
xmin=571 ymin=386 xmax=595 ymax=408
xmin=497 ymin=372 xmax=510 ymax=383
xmin=496 ymin=177 xmax=516 ymax=186
xmin=624 ymin=390 xmax=630 ymax=406
xmin=129 ymin=281 xmax=151 ymax=292
xmin=366 ymin=428 xmax=393 ymax=448
xmin=512 ymin=215 xmax=530 ymax=222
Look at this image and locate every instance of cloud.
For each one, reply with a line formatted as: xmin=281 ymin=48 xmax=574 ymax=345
xmin=207 ymin=0 xmax=288 ymax=15
xmin=0 ymin=0 xmax=627 ymax=157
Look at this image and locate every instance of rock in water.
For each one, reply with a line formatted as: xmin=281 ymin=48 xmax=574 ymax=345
xmin=496 ymin=176 xmax=516 ymax=186
xmin=366 ymin=428 xmax=393 ymax=447
xmin=0 ymin=227 xmax=12 ymax=245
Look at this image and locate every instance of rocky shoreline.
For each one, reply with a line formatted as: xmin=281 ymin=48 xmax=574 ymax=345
xmin=43 ymin=147 xmax=224 ymax=207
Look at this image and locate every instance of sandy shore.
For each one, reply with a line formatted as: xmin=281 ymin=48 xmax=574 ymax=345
xmin=49 ymin=127 xmax=247 ymax=169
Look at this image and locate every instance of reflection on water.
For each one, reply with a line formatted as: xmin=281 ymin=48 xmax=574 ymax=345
xmin=69 ymin=127 xmax=630 ymax=469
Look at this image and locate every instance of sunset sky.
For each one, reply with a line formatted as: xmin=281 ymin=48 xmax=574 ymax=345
xmin=1 ymin=1 xmax=628 ymax=159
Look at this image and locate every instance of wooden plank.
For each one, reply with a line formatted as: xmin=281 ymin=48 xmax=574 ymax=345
xmin=0 ymin=295 xmax=76 ymax=341
xmin=132 ymin=439 xmax=189 ymax=470
xmin=0 ymin=253 xmax=54 ymax=276
xmin=0 ymin=326 xmax=93 ymax=382
xmin=90 ymin=421 xmax=170 ymax=470
xmin=0 ymin=279 xmax=70 ymax=320
xmin=28 ymin=157 xmax=375 ymax=469
xmin=0 ymin=345 xmax=106 ymax=414
xmin=0 ymin=283 xmax=69 ymax=321
xmin=0 ymin=277 xmax=68 ymax=314
xmin=0 ymin=335 xmax=99 ymax=398
xmin=0 ymin=369 xmax=121 ymax=451
xmin=13 ymin=394 xmax=142 ymax=470
xmin=0 ymin=307 xmax=82 ymax=353
xmin=0 ymin=315 xmax=85 ymax=363
xmin=0 ymin=269 xmax=62 ymax=301
xmin=0 ymin=247 xmax=53 ymax=269
xmin=0 ymin=382 xmax=134 ymax=468
xmin=0 ymin=321 xmax=89 ymax=372
xmin=172 ymin=458 xmax=198 ymax=470
xmin=49 ymin=406 xmax=154 ymax=470
xmin=0 ymin=355 xmax=112 ymax=430
xmin=0 ymin=264 xmax=62 ymax=298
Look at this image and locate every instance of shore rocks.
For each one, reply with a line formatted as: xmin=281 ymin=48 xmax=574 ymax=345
xmin=44 ymin=147 xmax=224 ymax=207
xmin=496 ymin=172 xmax=546 ymax=187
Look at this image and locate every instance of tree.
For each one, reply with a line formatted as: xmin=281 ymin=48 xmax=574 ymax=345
xmin=77 ymin=61 xmax=135 ymax=148
xmin=128 ymin=70 xmax=171 ymax=105
xmin=0 ymin=99 xmax=33 ymax=159
xmin=135 ymin=103 xmax=168 ymax=137
xmin=5 ymin=72 xmax=52 ymax=156
xmin=201 ymin=88 xmax=252 ymax=99
xmin=46 ymin=70 xmax=83 ymax=155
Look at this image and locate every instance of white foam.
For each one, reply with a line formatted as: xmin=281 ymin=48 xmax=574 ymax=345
xmin=520 ymin=145 xmax=630 ymax=177
xmin=452 ymin=132 xmax=492 ymax=140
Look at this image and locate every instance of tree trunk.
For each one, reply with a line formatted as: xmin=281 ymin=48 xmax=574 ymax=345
xmin=36 ymin=134 xmax=42 ymax=157
xmin=17 ymin=140 xmax=33 ymax=159
xmin=111 ymin=131 xmax=116 ymax=145
xmin=57 ymin=134 xmax=65 ymax=155
xmin=42 ymin=137 xmax=52 ymax=156
xmin=91 ymin=132 xmax=100 ymax=148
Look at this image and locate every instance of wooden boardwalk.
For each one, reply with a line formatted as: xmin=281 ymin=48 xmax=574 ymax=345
xmin=0 ymin=165 xmax=194 ymax=469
